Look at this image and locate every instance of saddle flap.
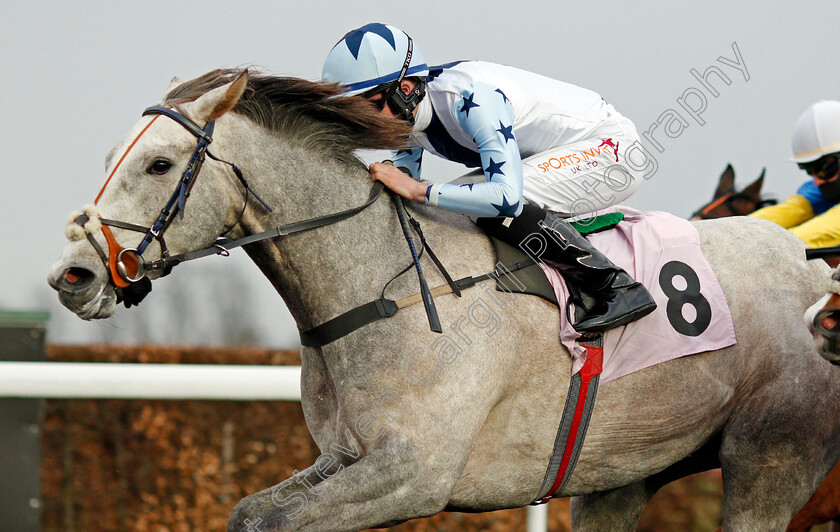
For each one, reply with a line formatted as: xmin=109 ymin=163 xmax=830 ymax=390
xmin=490 ymin=237 xmax=558 ymax=305
xmin=488 ymin=212 xmax=624 ymax=311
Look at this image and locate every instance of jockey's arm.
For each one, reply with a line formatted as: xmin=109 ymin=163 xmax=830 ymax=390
xmin=787 ymin=204 xmax=840 ymax=248
xmin=423 ymin=82 xmax=524 ymax=218
xmin=748 ymin=179 xmax=840 ymax=247
xmin=748 ymin=193 xmax=814 ymax=228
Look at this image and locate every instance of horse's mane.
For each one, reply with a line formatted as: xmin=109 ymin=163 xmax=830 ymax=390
xmin=163 ymin=68 xmax=412 ymax=165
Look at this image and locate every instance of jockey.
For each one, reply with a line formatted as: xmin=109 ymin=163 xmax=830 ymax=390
xmin=322 ymin=23 xmax=656 ymax=333
xmin=750 ymin=100 xmax=840 ymax=248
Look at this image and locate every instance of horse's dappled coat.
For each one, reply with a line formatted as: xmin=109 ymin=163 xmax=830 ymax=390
xmin=47 ymin=69 xmax=840 ymax=532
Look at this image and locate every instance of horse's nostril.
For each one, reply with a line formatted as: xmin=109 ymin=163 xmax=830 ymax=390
xmin=821 ymin=313 xmax=840 ymax=332
xmin=64 ymin=267 xmax=95 ymax=287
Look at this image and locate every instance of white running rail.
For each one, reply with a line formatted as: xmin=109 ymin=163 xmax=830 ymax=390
xmin=0 ymin=361 xmax=549 ymax=529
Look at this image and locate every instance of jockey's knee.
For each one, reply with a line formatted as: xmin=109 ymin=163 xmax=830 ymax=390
xmin=476 ymin=203 xmax=545 ymax=240
xmin=579 ymin=162 xmax=642 ymax=212
xmin=606 ymin=162 xmax=643 ymax=203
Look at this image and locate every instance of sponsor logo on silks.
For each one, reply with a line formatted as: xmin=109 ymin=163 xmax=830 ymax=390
xmin=535 ymin=139 xmax=619 ymax=174
xmin=599 ymin=138 xmax=620 ymax=162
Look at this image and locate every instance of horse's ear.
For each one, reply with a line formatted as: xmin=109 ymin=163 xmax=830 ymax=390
xmin=742 ymin=168 xmax=766 ymax=200
xmin=714 ymin=164 xmax=736 ymax=198
xmin=158 ymin=77 xmax=186 ymax=104
xmin=181 ymin=70 xmax=249 ymax=123
xmin=163 ymin=76 xmax=184 ymax=98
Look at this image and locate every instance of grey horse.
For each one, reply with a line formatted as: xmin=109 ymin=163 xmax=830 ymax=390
xmin=48 ymin=69 xmax=840 ymax=531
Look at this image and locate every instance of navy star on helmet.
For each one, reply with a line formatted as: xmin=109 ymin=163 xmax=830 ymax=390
xmin=322 ymin=23 xmax=429 ymax=96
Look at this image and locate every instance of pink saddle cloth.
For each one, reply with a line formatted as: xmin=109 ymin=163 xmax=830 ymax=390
xmin=541 ymin=207 xmax=736 ymax=383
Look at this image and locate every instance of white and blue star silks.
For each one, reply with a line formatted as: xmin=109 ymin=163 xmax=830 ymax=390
xmin=391 ymin=61 xmax=631 ymax=218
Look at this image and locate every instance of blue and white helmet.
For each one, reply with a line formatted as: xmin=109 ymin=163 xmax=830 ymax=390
xmin=322 ymin=23 xmax=429 ymax=96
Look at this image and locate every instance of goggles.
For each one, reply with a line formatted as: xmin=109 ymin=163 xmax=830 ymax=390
xmin=363 ymin=85 xmax=390 ymax=112
xmin=799 ymin=154 xmax=840 ymax=181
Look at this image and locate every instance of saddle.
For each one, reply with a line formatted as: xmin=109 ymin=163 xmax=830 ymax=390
xmin=489 ymin=212 xmax=625 ymax=318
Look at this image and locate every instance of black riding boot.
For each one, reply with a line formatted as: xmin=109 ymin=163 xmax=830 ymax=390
xmin=535 ymin=212 xmax=656 ymax=332
xmin=476 ymin=204 xmax=657 ymax=333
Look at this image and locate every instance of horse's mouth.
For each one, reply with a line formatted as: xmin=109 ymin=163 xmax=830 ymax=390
xmin=48 ymin=262 xmax=118 ymax=320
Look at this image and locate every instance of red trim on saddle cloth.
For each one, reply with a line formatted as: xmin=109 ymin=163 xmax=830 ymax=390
xmin=537 ymin=343 xmax=603 ymax=504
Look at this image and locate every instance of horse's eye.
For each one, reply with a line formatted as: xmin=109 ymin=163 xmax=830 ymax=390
xmin=148 ymin=159 xmax=172 ymax=175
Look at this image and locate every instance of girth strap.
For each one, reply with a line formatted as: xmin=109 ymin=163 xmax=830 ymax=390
xmin=300 ymin=298 xmax=399 ymax=348
xmin=533 ymin=335 xmax=603 ymax=504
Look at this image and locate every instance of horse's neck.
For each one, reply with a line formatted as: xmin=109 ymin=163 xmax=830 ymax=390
xmin=223 ymin=122 xmax=490 ymax=330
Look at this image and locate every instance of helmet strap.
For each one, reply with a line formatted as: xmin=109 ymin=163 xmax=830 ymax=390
xmin=380 ymin=33 xmax=426 ymax=124
xmin=383 ymin=79 xmax=426 ymax=124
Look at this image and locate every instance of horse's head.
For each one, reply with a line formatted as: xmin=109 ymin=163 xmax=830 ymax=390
xmin=47 ymin=71 xmax=250 ymax=319
xmin=691 ymin=165 xmax=775 ymax=220
xmin=806 ymin=271 xmax=840 ymax=364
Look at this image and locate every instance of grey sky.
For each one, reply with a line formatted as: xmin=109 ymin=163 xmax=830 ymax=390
xmin=3 ymin=1 xmax=838 ymax=347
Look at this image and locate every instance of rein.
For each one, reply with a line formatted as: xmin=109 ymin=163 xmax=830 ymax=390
xmin=83 ymin=106 xmax=396 ymax=278
xmin=76 ymin=105 xmax=457 ymax=337
xmin=76 ymin=105 xmax=387 ymax=303
xmin=147 ymin=180 xmax=388 ymax=273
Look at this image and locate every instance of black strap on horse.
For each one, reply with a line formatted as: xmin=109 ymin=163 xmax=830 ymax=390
xmin=78 ymin=105 xmax=274 ymax=306
xmin=146 ymin=181 xmax=387 ymax=273
xmin=299 ymin=257 xmax=537 ymax=347
xmin=405 ymin=210 xmax=461 ymax=298
xmin=138 ymin=176 xmax=457 ymax=340
xmin=806 ymin=246 xmax=840 ymax=260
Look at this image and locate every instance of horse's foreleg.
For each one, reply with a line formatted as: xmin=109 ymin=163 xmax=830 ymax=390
xmin=570 ymin=481 xmax=653 ymax=532
xmin=228 ymin=460 xmax=340 ymax=532
xmin=238 ymin=435 xmax=458 ymax=532
xmin=719 ymin=458 xmax=815 ymax=532
xmin=228 ymin=438 xmax=457 ymax=532
xmin=718 ymin=381 xmax=840 ymax=532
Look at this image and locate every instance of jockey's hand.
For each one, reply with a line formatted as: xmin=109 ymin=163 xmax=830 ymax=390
xmin=369 ymin=162 xmax=428 ymax=202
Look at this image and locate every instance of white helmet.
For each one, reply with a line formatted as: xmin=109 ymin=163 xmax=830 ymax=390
xmin=322 ymin=23 xmax=429 ymax=96
xmin=791 ymin=100 xmax=840 ymax=163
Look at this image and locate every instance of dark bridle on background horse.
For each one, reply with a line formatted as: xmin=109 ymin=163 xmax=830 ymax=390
xmin=73 ymin=104 xmax=535 ymax=346
xmin=690 ymin=189 xmax=777 ymax=220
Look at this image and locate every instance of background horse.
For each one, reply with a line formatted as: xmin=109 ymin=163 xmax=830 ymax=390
xmin=801 ymin=270 xmax=840 ymax=532
xmin=696 ymin=168 xmax=840 ymax=531
xmin=49 ymin=69 xmax=840 ymax=532
xmin=691 ymin=164 xmax=775 ymax=220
